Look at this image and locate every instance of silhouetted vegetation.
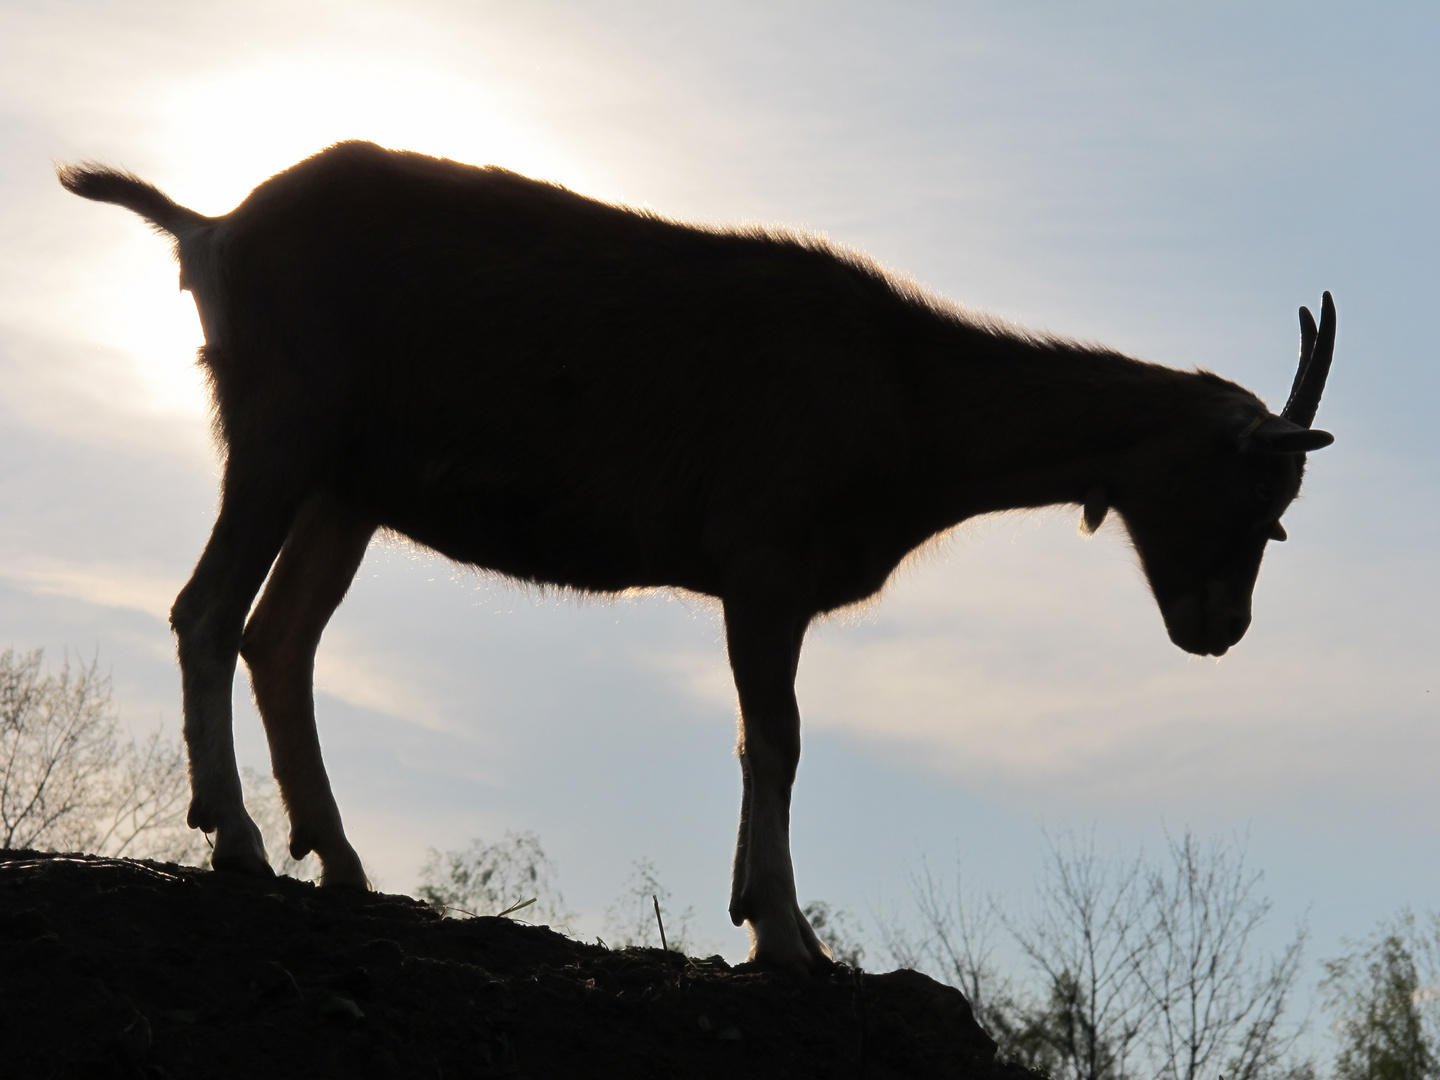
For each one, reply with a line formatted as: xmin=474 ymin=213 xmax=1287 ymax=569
xmin=602 ymin=856 xmax=697 ymax=954
xmin=802 ymin=900 xmax=867 ymax=968
xmin=0 ymin=647 xmax=202 ymax=864
xmin=881 ymin=831 xmax=1309 ymax=1080
xmin=1323 ymin=911 xmax=1440 ymax=1080
xmin=417 ymin=830 xmax=572 ymax=927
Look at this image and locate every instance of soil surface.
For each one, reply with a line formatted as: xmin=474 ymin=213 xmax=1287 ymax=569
xmin=0 ymin=849 xmax=1036 ymax=1079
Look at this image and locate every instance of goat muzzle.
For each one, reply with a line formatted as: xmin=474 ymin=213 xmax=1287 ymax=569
xmin=1163 ymin=584 xmax=1253 ymax=657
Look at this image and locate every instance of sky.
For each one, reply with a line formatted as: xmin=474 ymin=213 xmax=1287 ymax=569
xmin=1 ymin=0 xmax=1437 ymax=1012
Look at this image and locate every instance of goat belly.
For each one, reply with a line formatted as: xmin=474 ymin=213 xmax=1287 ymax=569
xmin=369 ymin=471 xmax=713 ymax=595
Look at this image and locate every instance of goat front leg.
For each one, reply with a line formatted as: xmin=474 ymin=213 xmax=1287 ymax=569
xmin=171 ymin=470 xmax=300 ymax=877
xmin=724 ymin=595 xmax=831 ymax=972
xmin=241 ymin=493 xmax=374 ymax=888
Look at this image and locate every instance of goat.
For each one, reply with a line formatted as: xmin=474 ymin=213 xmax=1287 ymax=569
xmin=58 ymin=142 xmax=1335 ymax=971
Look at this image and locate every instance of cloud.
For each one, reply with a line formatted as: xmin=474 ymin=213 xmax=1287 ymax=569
xmin=313 ymin=625 xmax=469 ymax=736
xmin=0 ymin=553 xmax=179 ymax=622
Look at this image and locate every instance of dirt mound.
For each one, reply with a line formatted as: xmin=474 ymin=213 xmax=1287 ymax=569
xmin=0 ymin=849 xmax=1033 ymax=1079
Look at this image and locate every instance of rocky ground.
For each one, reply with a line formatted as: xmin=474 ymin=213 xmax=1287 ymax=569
xmin=0 ymin=849 xmax=1039 ymax=1079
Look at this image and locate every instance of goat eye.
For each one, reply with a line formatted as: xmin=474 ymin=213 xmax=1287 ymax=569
xmin=1254 ymin=483 xmax=1273 ymax=502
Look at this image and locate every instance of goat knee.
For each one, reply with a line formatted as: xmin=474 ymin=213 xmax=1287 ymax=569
xmin=238 ymin=618 xmax=275 ymax=672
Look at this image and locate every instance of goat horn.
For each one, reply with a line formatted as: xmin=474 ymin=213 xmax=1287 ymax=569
xmin=1281 ymin=291 xmax=1335 ymax=428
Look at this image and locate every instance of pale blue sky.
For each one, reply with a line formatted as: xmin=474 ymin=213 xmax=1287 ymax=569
xmin=0 ymin=0 xmax=1436 ymax=1002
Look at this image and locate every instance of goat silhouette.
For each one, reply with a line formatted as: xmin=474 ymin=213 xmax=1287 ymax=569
xmin=60 ymin=142 xmax=1335 ymax=970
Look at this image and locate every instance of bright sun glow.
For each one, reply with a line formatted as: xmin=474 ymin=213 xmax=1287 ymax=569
xmin=99 ymin=54 xmax=589 ymax=418
xmin=158 ymin=55 xmax=584 ymax=214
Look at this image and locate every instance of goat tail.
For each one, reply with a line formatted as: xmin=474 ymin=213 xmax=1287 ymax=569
xmin=56 ymin=163 xmax=208 ymax=236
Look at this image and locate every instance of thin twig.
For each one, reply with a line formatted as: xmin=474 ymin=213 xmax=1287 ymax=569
xmin=653 ymin=894 xmax=669 ymax=953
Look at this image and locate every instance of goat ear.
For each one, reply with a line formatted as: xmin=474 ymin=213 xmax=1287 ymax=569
xmin=1247 ymin=414 xmax=1335 ymax=454
xmin=1258 ymin=427 xmax=1335 ymax=453
xmin=1268 ymin=521 xmax=1288 ymax=542
xmin=1081 ymin=487 xmax=1109 ymax=535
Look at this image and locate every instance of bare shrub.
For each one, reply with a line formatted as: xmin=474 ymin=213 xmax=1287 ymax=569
xmin=418 ymin=831 xmax=573 ymax=928
xmin=877 ymin=858 xmax=1049 ymax=1069
xmin=1140 ymin=832 xmax=1306 ymax=1080
xmin=0 ymin=647 xmax=204 ymax=864
xmin=881 ymin=830 xmax=1308 ymax=1080
xmin=1006 ymin=831 xmax=1157 ymax=1080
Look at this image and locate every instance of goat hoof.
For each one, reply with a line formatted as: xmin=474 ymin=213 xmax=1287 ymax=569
xmin=210 ymin=847 xmax=275 ymax=877
xmin=317 ymin=848 xmax=370 ymax=890
xmin=745 ymin=901 xmax=834 ymax=975
xmin=208 ymin=815 xmax=272 ymax=877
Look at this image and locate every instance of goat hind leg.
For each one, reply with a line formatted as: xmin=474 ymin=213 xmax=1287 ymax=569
xmin=241 ymin=493 xmax=374 ymax=888
xmin=172 ymin=475 xmax=300 ymax=877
